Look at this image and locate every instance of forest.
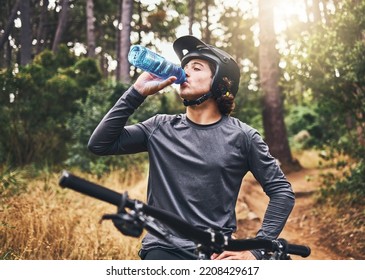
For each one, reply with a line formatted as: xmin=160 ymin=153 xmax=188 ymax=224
xmin=0 ymin=0 xmax=364 ymax=260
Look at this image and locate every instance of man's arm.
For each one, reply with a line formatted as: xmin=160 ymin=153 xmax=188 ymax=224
xmin=247 ymin=131 xmax=295 ymax=259
xmin=88 ymin=73 xmax=176 ymax=156
xmin=87 ymin=87 xmax=148 ymax=155
xmin=211 ymin=130 xmax=294 ymax=260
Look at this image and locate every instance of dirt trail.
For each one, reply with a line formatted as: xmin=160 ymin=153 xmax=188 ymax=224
xmin=236 ymin=168 xmax=344 ymax=260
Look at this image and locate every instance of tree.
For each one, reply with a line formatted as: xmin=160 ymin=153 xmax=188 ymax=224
xmin=188 ymin=0 xmax=195 ymax=35
xmin=258 ymin=0 xmax=298 ymax=171
xmin=36 ymin=0 xmax=49 ymax=54
xmin=86 ymin=0 xmax=96 ymax=58
xmin=312 ymin=0 xmax=322 ymax=23
xmin=52 ymin=0 xmax=70 ymax=52
xmin=0 ymin=0 xmax=20 ymax=51
xmin=0 ymin=46 xmax=102 ymax=166
xmin=216 ymin=5 xmax=257 ymax=64
xmin=116 ymin=0 xmax=133 ymax=83
xmin=297 ymin=1 xmax=365 ymax=157
xmin=201 ymin=0 xmax=213 ymax=43
xmin=19 ymin=0 xmax=32 ymax=65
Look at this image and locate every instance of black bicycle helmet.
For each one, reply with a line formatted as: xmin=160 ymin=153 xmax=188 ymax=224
xmin=173 ymin=35 xmax=240 ymax=99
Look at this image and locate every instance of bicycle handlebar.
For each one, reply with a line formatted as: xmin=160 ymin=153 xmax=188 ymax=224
xmin=59 ymin=170 xmax=311 ymax=258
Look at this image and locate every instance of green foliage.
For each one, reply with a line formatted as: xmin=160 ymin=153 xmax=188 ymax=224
xmin=232 ymin=74 xmax=263 ymax=134
xmin=73 ymin=58 xmax=103 ymax=90
xmin=285 ymin=105 xmax=323 ymax=148
xmin=64 ymin=82 xmax=139 ymax=176
xmin=145 ymin=1 xmax=185 ymax=41
xmin=131 ymin=0 xmax=185 ymax=47
xmin=0 ymin=46 xmax=102 ymax=167
xmin=288 ymin=1 xmax=365 ymax=204
xmin=319 ymin=160 xmax=365 ymax=207
xmin=54 ymin=45 xmax=78 ymax=68
xmin=336 ymin=161 xmax=365 ymax=203
xmin=216 ymin=5 xmax=257 ymax=64
xmin=32 ymin=50 xmax=57 ymax=73
xmin=295 ymin=3 xmax=364 ymax=156
xmin=0 ymin=166 xmax=27 ymax=197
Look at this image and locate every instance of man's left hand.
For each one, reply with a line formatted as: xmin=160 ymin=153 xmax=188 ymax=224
xmin=211 ymin=250 xmax=256 ymax=260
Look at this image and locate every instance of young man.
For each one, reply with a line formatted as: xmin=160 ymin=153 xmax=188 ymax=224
xmin=88 ymin=35 xmax=295 ymax=260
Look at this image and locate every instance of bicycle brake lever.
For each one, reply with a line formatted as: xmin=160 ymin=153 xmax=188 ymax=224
xmin=271 ymin=239 xmax=291 ymax=260
xmin=101 ymin=212 xmax=144 ymax=237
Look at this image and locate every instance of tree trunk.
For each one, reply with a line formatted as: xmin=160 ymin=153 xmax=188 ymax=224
xmin=312 ymin=0 xmax=322 ymax=23
xmin=52 ymin=0 xmax=70 ymax=52
xmin=86 ymin=0 xmax=96 ymax=58
xmin=116 ymin=0 xmax=122 ymax=81
xmin=0 ymin=0 xmax=20 ymax=50
xmin=135 ymin=0 xmax=142 ymax=45
xmin=6 ymin=39 xmax=12 ymax=68
xmin=117 ymin=0 xmax=133 ymax=84
xmin=36 ymin=0 xmax=49 ymax=54
xmin=302 ymin=0 xmax=310 ymax=23
xmin=188 ymin=0 xmax=195 ymax=35
xmin=321 ymin=0 xmax=331 ymax=24
xmin=258 ymin=0 xmax=299 ymax=172
xmin=20 ymin=0 xmax=32 ymax=65
xmin=202 ymin=0 xmax=211 ymax=44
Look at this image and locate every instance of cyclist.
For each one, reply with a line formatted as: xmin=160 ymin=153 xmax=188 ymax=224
xmin=88 ymin=35 xmax=295 ymax=260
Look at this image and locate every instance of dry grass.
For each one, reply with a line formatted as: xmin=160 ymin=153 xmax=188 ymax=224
xmin=0 ymin=169 xmax=147 ymax=260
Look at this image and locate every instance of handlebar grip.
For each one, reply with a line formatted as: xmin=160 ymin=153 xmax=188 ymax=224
xmin=287 ymin=243 xmax=311 ymax=258
xmin=226 ymin=238 xmax=273 ymax=251
xmin=59 ymin=170 xmax=123 ymax=206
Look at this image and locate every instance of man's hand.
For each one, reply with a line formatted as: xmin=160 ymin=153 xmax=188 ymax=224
xmin=134 ymin=72 xmax=177 ymax=97
xmin=211 ymin=250 xmax=257 ymax=260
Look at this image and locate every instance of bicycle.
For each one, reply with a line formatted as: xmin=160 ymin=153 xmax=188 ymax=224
xmin=58 ymin=170 xmax=311 ymax=260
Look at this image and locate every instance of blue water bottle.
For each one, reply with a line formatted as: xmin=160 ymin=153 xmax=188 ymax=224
xmin=128 ymin=45 xmax=186 ymax=84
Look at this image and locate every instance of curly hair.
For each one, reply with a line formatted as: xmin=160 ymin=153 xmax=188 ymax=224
xmin=206 ymin=62 xmax=236 ymax=115
xmin=216 ymin=77 xmax=236 ymax=115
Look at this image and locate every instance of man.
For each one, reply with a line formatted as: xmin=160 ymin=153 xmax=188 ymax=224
xmin=88 ymin=35 xmax=295 ymax=260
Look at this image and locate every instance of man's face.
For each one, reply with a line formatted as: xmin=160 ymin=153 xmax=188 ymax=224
xmin=179 ymin=59 xmax=213 ymax=101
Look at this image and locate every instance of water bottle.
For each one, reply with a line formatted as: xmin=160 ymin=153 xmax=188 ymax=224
xmin=128 ymin=45 xmax=186 ymax=84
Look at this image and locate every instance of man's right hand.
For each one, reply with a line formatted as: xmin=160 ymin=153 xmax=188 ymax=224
xmin=133 ymin=72 xmax=177 ymax=97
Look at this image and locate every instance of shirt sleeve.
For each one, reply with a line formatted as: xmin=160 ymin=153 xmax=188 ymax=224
xmin=87 ymin=87 xmax=149 ymax=155
xmin=246 ymin=130 xmax=295 ymax=259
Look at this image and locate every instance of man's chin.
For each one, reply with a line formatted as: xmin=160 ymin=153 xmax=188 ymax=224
xmin=179 ymin=93 xmax=203 ymax=100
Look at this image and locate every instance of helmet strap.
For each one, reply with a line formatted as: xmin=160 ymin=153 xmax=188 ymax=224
xmin=183 ymin=92 xmax=213 ymax=107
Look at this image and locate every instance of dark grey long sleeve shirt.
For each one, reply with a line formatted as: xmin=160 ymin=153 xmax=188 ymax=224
xmin=88 ymin=87 xmax=295 ymax=258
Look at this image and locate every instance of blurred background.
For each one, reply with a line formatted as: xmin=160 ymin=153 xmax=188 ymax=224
xmin=0 ymin=0 xmax=364 ymax=260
